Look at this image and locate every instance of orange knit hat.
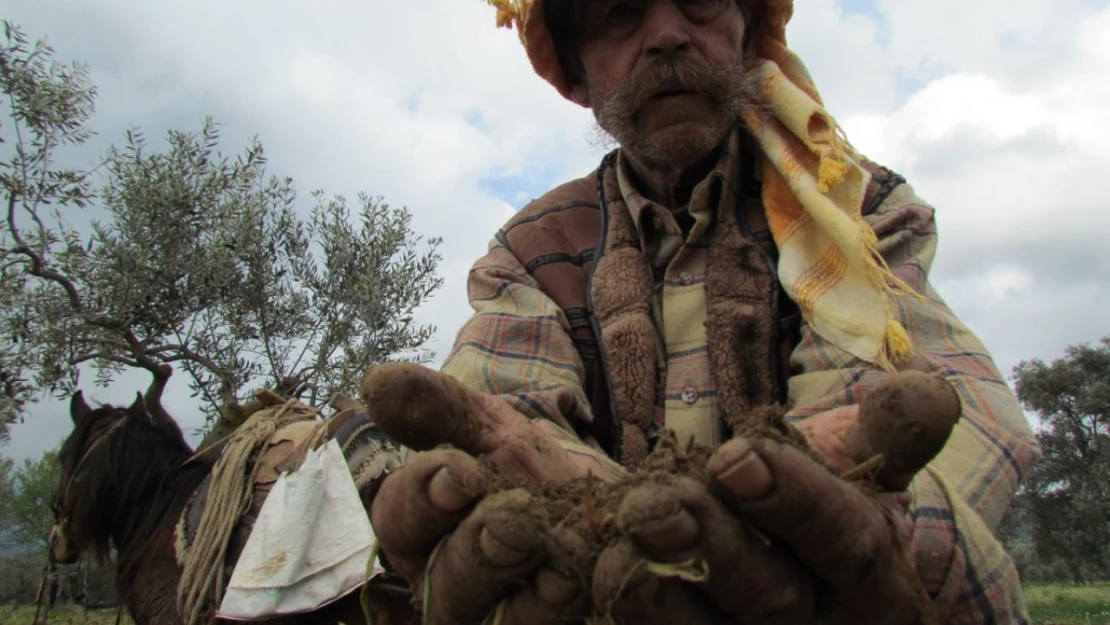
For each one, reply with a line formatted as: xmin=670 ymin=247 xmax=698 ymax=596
xmin=485 ymin=0 xmax=801 ymax=102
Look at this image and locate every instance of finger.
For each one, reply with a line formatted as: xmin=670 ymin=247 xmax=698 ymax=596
xmin=793 ymin=404 xmax=860 ymax=472
xmin=791 ymin=406 xmax=915 ymax=538
xmin=877 ymin=490 xmax=916 ymax=544
xmin=592 ymin=539 xmax=728 ymax=625
xmin=362 ymin=363 xmax=616 ymax=485
xmin=495 ymin=525 xmax=594 ymax=624
xmin=617 ymin=475 xmax=815 ymax=622
xmin=847 ymin=371 xmax=961 ymax=492
xmin=483 ymin=417 xmax=626 ymax=485
xmin=370 ymin=448 xmax=488 ymax=579
xmin=423 ymin=488 xmax=552 ymax=625
xmin=709 ymin=437 xmax=920 ymax=619
xmin=361 ymin=362 xmax=533 ymax=455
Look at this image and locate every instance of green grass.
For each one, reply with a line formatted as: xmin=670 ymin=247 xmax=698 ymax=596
xmin=0 ymin=605 xmax=132 ymax=624
xmin=2 ymin=584 xmax=1107 ymax=624
xmin=1025 ymin=582 xmax=1110 ymax=624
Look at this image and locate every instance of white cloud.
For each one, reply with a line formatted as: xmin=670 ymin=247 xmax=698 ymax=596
xmin=781 ymin=0 xmax=900 ymax=114
xmin=2 ymin=0 xmax=1107 ymax=460
xmin=835 ymin=2 xmax=1110 ymax=391
xmin=875 ymin=0 xmax=1097 ymax=89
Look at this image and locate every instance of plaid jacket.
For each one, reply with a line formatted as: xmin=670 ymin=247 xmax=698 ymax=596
xmin=441 ymin=135 xmax=1042 ymax=623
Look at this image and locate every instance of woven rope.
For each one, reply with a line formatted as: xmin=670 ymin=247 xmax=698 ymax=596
xmin=176 ymin=398 xmax=320 ymax=625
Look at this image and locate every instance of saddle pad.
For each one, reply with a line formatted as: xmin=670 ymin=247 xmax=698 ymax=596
xmin=173 ymin=409 xmax=408 ymax=612
xmin=217 ymin=439 xmax=382 ymax=619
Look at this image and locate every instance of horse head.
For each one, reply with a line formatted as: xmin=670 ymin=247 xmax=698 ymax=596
xmin=50 ymin=389 xmax=193 ymax=566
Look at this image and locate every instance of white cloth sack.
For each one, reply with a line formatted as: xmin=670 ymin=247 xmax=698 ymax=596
xmin=217 ymin=438 xmax=384 ymax=620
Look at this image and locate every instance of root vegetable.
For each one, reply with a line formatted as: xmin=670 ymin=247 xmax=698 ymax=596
xmin=843 ymin=370 xmax=962 ymax=491
xmin=359 ymin=362 xmax=488 ymax=452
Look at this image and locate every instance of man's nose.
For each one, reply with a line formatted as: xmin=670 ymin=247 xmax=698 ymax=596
xmin=642 ymin=1 xmax=692 ymax=59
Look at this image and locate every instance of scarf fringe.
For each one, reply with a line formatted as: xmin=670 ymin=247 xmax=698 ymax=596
xmin=818 ymin=155 xmax=848 ymax=194
xmin=885 ymin=319 xmax=914 ymax=364
xmin=855 ymin=212 xmax=927 ymax=369
xmin=820 ymin=125 xmax=921 ymax=370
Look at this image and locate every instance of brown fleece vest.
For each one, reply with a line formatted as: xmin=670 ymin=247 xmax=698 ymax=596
xmin=496 ymin=150 xmax=905 ymax=463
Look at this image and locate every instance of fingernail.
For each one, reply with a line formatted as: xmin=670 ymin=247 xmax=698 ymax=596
xmin=535 ymin=567 xmax=581 ymax=606
xmin=479 ymin=526 xmax=532 ymax=567
xmin=713 ymin=439 xmax=773 ymax=501
xmin=428 ymin=467 xmax=479 ymax=512
xmin=636 ymin=508 xmax=699 ymax=553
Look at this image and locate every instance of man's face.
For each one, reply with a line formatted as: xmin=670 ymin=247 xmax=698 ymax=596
xmin=568 ymin=0 xmax=758 ymax=167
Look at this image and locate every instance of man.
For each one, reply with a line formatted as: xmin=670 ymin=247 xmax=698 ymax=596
xmin=367 ymin=1 xmax=1043 ymax=623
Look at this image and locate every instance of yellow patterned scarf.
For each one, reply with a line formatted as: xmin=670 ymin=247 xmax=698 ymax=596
xmin=484 ymin=0 xmax=918 ymax=371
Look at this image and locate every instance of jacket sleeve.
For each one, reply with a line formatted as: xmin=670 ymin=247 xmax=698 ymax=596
xmin=439 ymin=236 xmax=600 ymax=442
xmin=784 ymin=176 xmax=1043 ymax=623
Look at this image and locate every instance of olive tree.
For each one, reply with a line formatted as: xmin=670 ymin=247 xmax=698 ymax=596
xmin=1011 ymin=336 xmax=1110 ymax=582
xmin=0 ymin=22 xmax=443 ymax=440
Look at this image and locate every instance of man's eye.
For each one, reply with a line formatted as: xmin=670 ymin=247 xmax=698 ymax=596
xmin=677 ymin=0 xmax=729 ymax=22
xmin=605 ymin=1 xmax=637 ymax=20
xmin=602 ymin=1 xmax=641 ymax=28
xmin=581 ymin=0 xmax=643 ymax=39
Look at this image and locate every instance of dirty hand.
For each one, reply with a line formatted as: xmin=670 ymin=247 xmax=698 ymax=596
xmin=364 ymin=365 xmax=625 ymax=625
xmin=593 ymin=405 xmax=925 ymax=625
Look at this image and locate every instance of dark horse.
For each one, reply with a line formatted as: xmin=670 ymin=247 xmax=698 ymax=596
xmin=49 ymin=391 xmax=416 ymax=625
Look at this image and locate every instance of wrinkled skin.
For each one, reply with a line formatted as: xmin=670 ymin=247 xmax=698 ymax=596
xmin=570 ymin=0 xmax=757 ymax=206
xmin=369 ymin=395 xmax=609 ymax=625
xmin=370 ymin=1 xmax=926 ymax=623
xmin=369 ymin=391 xmax=923 ymax=625
xmin=592 ymin=410 xmax=922 ymax=625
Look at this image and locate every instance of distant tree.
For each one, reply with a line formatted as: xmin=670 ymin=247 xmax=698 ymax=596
xmin=3 ymin=446 xmax=60 ymax=553
xmin=0 ymin=456 xmax=14 ymax=528
xmin=0 ymin=22 xmax=444 ymax=442
xmin=995 ymin=489 xmax=1032 ymax=579
xmin=0 ymin=551 xmax=48 ymax=604
xmin=1012 ymin=335 xmax=1110 ymax=583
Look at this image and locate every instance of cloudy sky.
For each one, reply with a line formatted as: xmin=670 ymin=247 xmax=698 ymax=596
xmin=2 ymin=0 xmax=1108 ymax=461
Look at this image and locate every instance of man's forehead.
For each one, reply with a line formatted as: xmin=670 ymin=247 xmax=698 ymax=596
xmin=575 ymin=0 xmax=661 ymax=13
xmin=566 ymin=0 xmax=743 ymax=8
xmin=553 ymin=0 xmax=746 ymax=23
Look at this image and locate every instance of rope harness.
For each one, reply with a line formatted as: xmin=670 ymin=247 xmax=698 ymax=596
xmin=46 ymin=396 xmax=328 ymax=625
xmin=175 ymin=397 xmax=325 ymax=625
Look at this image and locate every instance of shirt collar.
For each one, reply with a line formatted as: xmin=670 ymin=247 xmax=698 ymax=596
xmin=613 ymin=127 xmax=746 ymax=253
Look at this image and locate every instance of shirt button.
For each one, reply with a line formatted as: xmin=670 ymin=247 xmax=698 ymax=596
xmin=679 ymin=271 xmax=693 ymax=285
xmin=681 ymin=386 xmax=699 ymax=405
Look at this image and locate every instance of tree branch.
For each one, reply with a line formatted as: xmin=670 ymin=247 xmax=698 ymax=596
xmin=155 ymin=343 xmax=231 ymax=378
xmin=29 ymin=120 xmax=59 ymax=258
xmin=173 ymin=326 xmax=222 ymax=420
xmin=201 ymin=308 xmax=240 ymax=407
xmin=86 ymin=336 xmax=131 ymax=351
xmin=0 ymin=253 xmax=26 ymax=272
xmin=288 ymin=304 xmax=328 ymax=375
xmin=4 ymin=196 xmax=175 ymax=390
xmin=69 ymin=352 xmax=140 ymax=368
xmin=7 ymin=194 xmax=84 ymax=312
xmin=6 ymin=227 xmax=165 ymax=383
xmin=254 ymin=217 xmax=284 ymax=381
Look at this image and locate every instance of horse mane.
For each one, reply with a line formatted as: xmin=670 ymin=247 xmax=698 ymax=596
xmin=59 ymin=398 xmax=213 ymax=576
